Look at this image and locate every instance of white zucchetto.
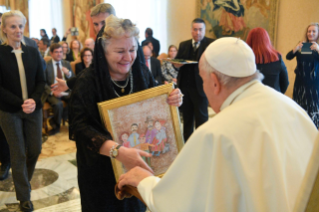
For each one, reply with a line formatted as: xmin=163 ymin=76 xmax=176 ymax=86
xmin=204 ymin=37 xmax=256 ymax=77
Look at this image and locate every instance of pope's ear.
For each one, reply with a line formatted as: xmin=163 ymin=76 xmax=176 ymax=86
xmin=210 ymin=72 xmax=221 ymax=95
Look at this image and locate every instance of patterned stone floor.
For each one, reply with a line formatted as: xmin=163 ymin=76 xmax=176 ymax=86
xmin=0 ymin=126 xmax=79 ymax=212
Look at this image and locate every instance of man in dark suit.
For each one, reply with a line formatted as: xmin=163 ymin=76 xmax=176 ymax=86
xmin=175 ymin=18 xmax=214 ymax=142
xmin=50 ymin=28 xmax=60 ymax=44
xmin=143 ymin=45 xmax=163 ymax=85
xmin=142 ymin=28 xmax=160 ymax=57
xmin=43 ymin=43 xmax=74 ymax=135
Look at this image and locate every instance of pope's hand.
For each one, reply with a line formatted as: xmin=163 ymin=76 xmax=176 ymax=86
xmin=51 ymin=77 xmax=69 ymax=93
xmin=116 ymin=147 xmax=154 ymax=174
xmin=118 ymin=166 xmax=154 ymax=189
xmin=167 ymin=88 xmax=183 ymax=107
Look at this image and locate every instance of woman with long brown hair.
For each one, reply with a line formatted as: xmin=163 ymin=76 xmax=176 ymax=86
xmin=66 ymin=39 xmax=82 ymax=62
xmin=246 ymin=27 xmax=289 ymax=93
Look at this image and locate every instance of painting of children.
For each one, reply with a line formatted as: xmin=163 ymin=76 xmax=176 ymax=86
xmin=107 ymin=94 xmax=182 ymax=176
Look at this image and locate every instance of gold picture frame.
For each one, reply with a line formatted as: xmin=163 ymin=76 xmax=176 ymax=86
xmin=98 ymin=83 xmax=184 ymax=182
xmin=198 ymin=0 xmax=279 ymax=47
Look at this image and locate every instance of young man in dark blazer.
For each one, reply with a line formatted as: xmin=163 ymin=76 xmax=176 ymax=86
xmin=175 ymin=18 xmax=214 ymax=142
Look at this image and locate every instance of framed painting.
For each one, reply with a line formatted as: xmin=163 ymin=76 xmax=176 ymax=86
xmin=98 ymin=83 xmax=184 ymax=182
xmin=198 ymin=0 xmax=279 ymax=46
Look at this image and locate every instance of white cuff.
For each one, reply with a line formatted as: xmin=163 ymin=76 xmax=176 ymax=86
xmin=137 ymin=176 xmax=161 ymax=212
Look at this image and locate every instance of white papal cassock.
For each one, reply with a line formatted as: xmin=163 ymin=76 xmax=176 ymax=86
xmin=137 ymin=80 xmax=318 ymax=212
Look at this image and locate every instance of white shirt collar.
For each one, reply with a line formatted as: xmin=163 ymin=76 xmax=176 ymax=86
xmin=192 ymin=39 xmax=200 ymax=46
xmin=220 ymin=80 xmax=259 ymax=111
xmin=52 ymin=58 xmax=62 ymax=65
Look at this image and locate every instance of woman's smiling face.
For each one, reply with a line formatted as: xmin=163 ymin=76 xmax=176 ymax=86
xmin=104 ymin=36 xmax=137 ymax=81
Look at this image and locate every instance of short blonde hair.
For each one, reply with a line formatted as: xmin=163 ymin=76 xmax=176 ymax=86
xmin=305 ymin=23 xmax=319 ymax=43
xmin=0 ymin=10 xmax=26 ymax=45
xmin=101 ymin=15 xmax=139 ymax=52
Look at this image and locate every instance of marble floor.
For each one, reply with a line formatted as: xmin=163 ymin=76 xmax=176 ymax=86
xmin=0 ymin=126 xmax=80 ymax=212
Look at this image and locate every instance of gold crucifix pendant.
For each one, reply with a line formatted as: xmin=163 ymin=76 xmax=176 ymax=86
xmin=121 ymin=88 xmax=125 ymax=93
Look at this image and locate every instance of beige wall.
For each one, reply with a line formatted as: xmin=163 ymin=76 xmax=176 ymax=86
xmin=277 ymin=0 xmax=319 ymax=97
xmin=166 ymin=0 xmax=197 ymax=50
xmin=61 ymin=1 xmax=73 ymax=43
xmin=167 ymin=0 xmax=319 ymax=98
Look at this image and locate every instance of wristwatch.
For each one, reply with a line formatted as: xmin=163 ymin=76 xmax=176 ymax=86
xmin=110 ymin=144 xmax=122 ymax=158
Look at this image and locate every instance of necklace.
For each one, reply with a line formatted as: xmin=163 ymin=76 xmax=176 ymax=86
xmin=111 ymin=70 xmax=130 ymax=93
xmin=112 ymin=70 xmax=133 ymax=97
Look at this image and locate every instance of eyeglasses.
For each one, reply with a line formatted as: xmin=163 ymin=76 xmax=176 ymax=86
xmin=83 ymin=54 xmax=92 ymax=57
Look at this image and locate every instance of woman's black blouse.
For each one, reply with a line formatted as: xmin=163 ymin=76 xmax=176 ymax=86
xmin=257 ymin=54 xmax=289 ymax=93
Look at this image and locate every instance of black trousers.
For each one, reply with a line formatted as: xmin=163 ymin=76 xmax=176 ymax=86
xmin=0 ymin=109 xmax=42 ymax=201
xmin=0 ymin=127 xmax=10 ymax=165
xmin=181 ymin=86 xmax=208 ymax=142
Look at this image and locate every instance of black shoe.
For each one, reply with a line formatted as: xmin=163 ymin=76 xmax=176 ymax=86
xmin=19 ymin=200 xmax=34 ymax=212
xmin=48 ymin=127 xmax=60 ymax=136
xmin=0 ymin=163 xmax=10 ymax=180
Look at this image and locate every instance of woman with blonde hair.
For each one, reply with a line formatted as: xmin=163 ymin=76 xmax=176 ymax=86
xmin=286 ymin=23 xmax=319 ymax=127
xmin=59 ymin=40 xmax=72 ymax=61
xmin=68 ymin=15 xmax=182 ymax=211
xmin=0 ymin=10 xmax=45 ymax=211
xmin=161 ymin=45 xmax=179 ymax=83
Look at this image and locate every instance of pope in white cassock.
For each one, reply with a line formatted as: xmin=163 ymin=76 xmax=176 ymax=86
xmin=118 ymin=37 xmax=318 ymax=212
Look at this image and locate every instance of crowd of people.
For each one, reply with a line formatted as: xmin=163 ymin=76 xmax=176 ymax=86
xmin=0 ymin=2 xmax=319 ymax=212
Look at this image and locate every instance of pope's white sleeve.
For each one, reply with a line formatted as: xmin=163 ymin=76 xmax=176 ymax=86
xmin=137 ymin=176 xmax=161 ymax=212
